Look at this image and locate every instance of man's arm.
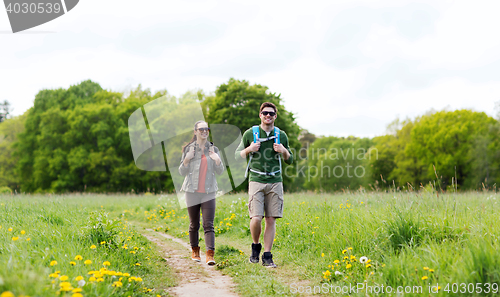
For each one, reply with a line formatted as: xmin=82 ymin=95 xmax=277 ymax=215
xmin=280 ymin=131 xmax=293 ymax=164
xmin=235 ymin=129 xmax=260 ymax=159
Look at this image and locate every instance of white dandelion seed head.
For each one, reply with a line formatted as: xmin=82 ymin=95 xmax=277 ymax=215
xmin=335 ymin=271 xmax=343 ymax=276
xmin=78 ymin=279 xmax=86 ymax=287
xmin=359 ymin=256 xmax=368 ymax=263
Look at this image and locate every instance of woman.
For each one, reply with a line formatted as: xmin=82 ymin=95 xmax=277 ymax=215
xmin=179 ymin=120 xmax=224 ymax=265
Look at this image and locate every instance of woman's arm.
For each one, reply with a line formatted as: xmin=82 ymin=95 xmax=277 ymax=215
xmin=210 ymin=146 xmax=225 ymax=175
xmin=179 ymin=146 xmax=195 ymax=176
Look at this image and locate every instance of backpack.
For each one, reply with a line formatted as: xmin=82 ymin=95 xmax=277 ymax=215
xmin=245 ymin=125 xmax=282 ymax=178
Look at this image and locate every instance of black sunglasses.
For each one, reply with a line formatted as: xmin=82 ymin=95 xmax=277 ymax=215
xmin=197 ymin=127 xmax=210 ymax=132
xmin=261 ymin=111 xmax=276 ymax=116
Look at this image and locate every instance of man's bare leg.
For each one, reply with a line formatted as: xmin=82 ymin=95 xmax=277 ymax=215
xmin=250 ymin=216 xmax=263 ymax=243
xmin=263 ymin=216 xmax=276 ymax=252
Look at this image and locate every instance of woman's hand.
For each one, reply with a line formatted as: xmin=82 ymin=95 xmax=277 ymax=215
xmin=208 ymin=146 xmax=221 ymax=165
xmin=183 ymin=146 xmax=195 ymax=166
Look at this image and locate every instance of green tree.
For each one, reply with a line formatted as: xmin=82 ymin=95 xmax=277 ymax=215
xmin=367 ymin=134 xmax=396 ymax=190
xmin=305 ymin=136 xmax=372 ymax=191
xmin=393 ymin=110 xmax=497 ymax=190
xmin=15 ymin=81 xmax=174 ymax=193
xmin=204 ymin=78 xmax=301 ymax=191
xmin=0 ymin=100 xmax=10 ymax=123
xmin=0 ymin=113 xmax=26 ymax=191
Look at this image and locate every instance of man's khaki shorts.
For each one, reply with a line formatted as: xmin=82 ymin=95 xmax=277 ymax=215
xmin=248 ymin=181 xmax=284 ymax=218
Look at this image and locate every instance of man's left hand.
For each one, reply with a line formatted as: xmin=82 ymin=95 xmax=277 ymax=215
xmin=273 ymin=143 xmax=286 ymax=154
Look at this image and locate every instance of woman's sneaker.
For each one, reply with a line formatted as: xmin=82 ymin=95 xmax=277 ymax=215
xmin=249 ymin=243 xmax=262 ymax=263
xmin=262 ymin=252 xmax=277 ymax=268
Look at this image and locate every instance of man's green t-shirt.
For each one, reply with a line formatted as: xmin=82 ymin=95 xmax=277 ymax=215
xmin=235 ymin=126 xmax=293 ymax=183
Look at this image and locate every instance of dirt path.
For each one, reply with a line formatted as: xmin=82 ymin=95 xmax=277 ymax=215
xmin=142 ymin=229 xmax=239 ymax=297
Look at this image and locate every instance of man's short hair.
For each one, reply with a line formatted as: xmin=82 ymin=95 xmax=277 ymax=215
xmin=260 ymin=102 xmax=278 ymax=114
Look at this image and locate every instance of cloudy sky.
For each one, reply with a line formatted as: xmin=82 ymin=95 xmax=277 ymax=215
xmin=1 ymin=0 xmax=499 ymax=137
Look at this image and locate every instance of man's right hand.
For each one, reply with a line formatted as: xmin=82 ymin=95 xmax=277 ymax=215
xmin=247 ymin=142 xmax=261 ymax=153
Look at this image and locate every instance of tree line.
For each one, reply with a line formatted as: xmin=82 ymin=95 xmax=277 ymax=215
xmin=0 ymin=79 xmax=498 ymax=194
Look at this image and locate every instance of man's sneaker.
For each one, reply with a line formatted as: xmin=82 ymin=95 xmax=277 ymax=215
xmin=249 ymin=243 xmax=262 ymax=263
xmin=262 ymin=252 xmax=277 ymax=268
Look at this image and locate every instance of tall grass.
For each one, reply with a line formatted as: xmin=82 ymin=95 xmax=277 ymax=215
xmin=2 ymin=191 xmax=499 ymax=296
xmin=0 ymin=195 xmax=175 ymax=297
xmin=122 ymin=190 xmax=500 ymax=296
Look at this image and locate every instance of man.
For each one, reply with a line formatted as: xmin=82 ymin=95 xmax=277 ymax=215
xmin=235 ymin=102 xmax=293 ymax=268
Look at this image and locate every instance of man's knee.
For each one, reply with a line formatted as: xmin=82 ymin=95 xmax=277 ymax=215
xmin=265 ymin=217 xmax=276 ymax=224
xmin=251 ymin=216 xmax=263 ymax=223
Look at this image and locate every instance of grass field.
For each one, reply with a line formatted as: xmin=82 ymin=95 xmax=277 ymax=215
xmin=1 ymin=191 xmax=499 ymax=296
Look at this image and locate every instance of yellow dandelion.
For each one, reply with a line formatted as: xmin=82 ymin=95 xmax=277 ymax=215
xmin=346 ymin=264 xmax=352 ymax=269
xmin=59 ymin=275 xmax=69 ymax=281
xmin=321 ymin=253 xmax=325 ymax=257
xmin=333 ymin=260 xmax=340 ymax=264
xmin=89 ymin=276 xmax=96 ymax=282
xmin=8 ymin=228 xmax=12 ymax=232
xmin=112 ymin=281 xmax=123 ymax=287
xmin=21 ymin=230 xmax=26 ymax=235
xmin=123 ymin=273 xmax=130 ymax=277
xmin=50 ymin=260 xmax=58 ymax=266
xmin=423 ymin=267 xmax=429 ymax=270
xmin=342 ymin=249 xmax=347 ymax=254
xmin=90 ymin=245 xmax=96 ymax=249
xmin=348 ymin=247 xmax=353 ymax=250
xmin=72 ymin=293 xmax=83 ymax=297
xmin=84 ymin=260 xmax=92 ymax=265
xmin=70 ymin=261 xmax=76 ymax=266
xmin=75 ymin=276 xmax=84 ymax=281
xmin=429 ymin=269 xmax=434 ymax=273
xmin=103 ymin=261 xmax=111 ymax=266
xmin=422 ymin=276 xmax=428 ymax=280
xmin=59 ymin=282 xmax=73 ymax=291
xmin=12 ymin=237 xmax=19 ymax=241
xmin=0 ymin=292 xmax=15 ymax=297
xmin=135 ymin=263 xmax=141 ymax=266
xmin=72 ymin=288 xmax=83 ymax=293
xmin=366 ymin=264 xmax=372 ymax=268
xmin=74 ymin=255 xmax=83 ymax=261
xmin=26 ymin=238 xmax=31 ymax=241
xmin=96 ymin=278 xmax=104 ymax=282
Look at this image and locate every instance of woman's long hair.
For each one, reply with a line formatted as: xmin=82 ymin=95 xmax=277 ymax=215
xmin=182 ymin=120 xmax=206 ymax=153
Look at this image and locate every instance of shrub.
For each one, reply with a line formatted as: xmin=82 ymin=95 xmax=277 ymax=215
xmin=0 ymin=186 xmax=12 ymax=194
xmin=84 ymin=210 xmax=122 ymax=247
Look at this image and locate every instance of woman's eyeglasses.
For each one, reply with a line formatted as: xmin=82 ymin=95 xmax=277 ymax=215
xmin=197 ymin=127 xmax=210 ymax=132
xmin=261 ymin=111 xmax=276 ymax=116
